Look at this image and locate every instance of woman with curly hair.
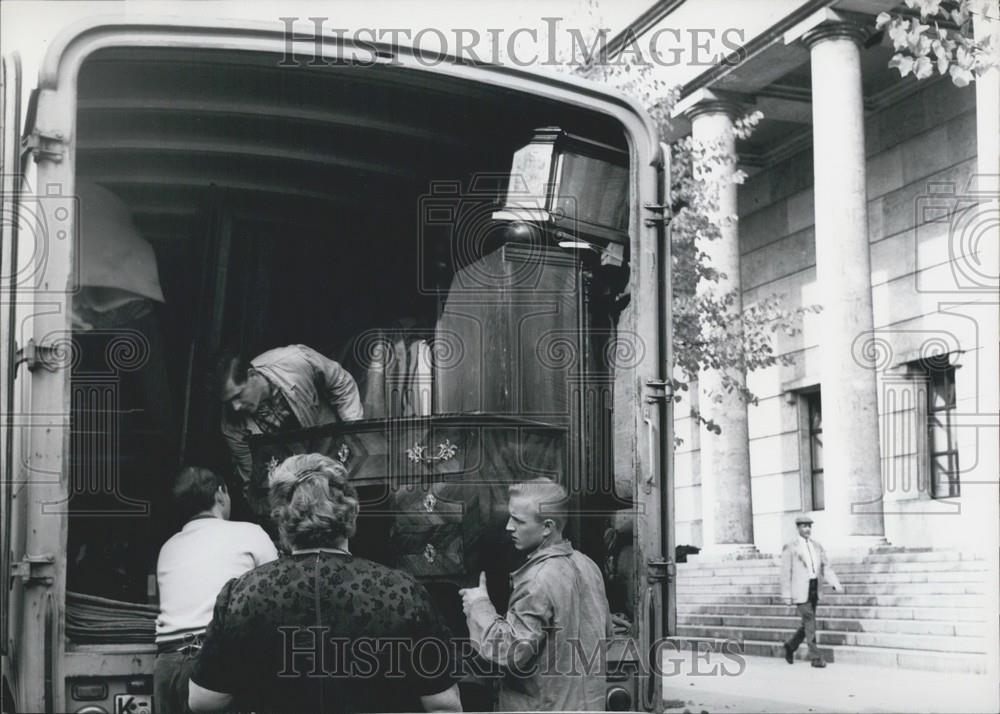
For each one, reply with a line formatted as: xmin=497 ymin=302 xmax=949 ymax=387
xmin=187 ymin=453 xmax=462 ymax=713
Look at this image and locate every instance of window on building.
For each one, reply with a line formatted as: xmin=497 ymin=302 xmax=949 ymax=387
xmin=805 ymin=391 xmax=824 ymax=510
xmin=919 ymin=357 xmax=960 ymax=498
xmin=794 ymin=388 xmax=824 ymax=511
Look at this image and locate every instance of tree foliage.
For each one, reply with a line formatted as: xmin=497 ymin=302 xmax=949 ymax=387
xmin=588 ymin=61 xmax=819 ymax=437
xmin=876 ymin=0 xmax=999 ymax=86
xmin=559 ymin=0 xmax=992 ymax=441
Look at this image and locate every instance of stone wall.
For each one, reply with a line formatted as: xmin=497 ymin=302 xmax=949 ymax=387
xmin=673 ymin=77 xmax=991 ymax=554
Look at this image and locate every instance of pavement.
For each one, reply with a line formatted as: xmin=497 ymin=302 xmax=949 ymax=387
xmin=660 ymin=652 xmax=999 ymax=713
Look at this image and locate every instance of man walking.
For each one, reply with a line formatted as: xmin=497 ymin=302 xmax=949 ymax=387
xmin=154 ymin=466 xmax=277 ymax=713
xmin=459 ymin=478 xmax=611 ymax=711
xmin=780 ymin=515 xmax=842 ymax=668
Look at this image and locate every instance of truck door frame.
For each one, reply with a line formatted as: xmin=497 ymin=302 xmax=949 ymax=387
xmin=1 ymin=50 xmax=24 ymax=709
xmin=19 ymin=16 xmax=671 ymax=713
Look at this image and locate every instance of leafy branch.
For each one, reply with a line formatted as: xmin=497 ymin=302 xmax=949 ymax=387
xmin=588 ymin=60 xmax=820 ymax=440
xmin=876 ymin=0 xmax=999 ymax=86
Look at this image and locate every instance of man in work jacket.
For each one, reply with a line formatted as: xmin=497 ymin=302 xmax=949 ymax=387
xmin=216 ymin=344 xmax=363 ymax=496
xmin=460 ymin=477 xmax=612 ymax=711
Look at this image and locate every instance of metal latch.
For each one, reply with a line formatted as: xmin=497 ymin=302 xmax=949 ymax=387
xmin=23 ymin=127 xmax=66 ymax=163
xmin=14 ymin=338 xmax=61 ymax=372
xmin=642 ymin=202 xmax=671 ymax=228
xmin=11 ymin=553 xmax=56 ymax=586
xmin=644 ymin=378 xmax=674 ymax=404
xmin=646 ymin=558 xmax=676 ymax=584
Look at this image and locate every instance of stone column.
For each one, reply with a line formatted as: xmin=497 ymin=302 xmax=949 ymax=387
xmin=674 ymin=89 xmax=756 ymax=555
xmin=788 ymin=13 xmax=886 ymax=546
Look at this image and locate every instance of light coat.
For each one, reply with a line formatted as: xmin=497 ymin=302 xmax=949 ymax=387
xmin=780 ymin=536 xmax=842 ymax=604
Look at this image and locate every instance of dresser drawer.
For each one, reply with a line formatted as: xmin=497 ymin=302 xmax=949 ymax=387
xmin=390 ymin=485 xmax=480 ymax=577
xmin=250 ymin=414 xmax=566 ymax=488
xmin=250 ymin=414 xmax=567 ymax=580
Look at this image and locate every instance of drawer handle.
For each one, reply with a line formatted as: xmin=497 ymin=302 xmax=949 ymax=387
xmin=266 ymin=444 xmax=349 ymax=480
xmin=423 ymin=493 xmax=437 ymax=512
xmin=424 ymin=544 xmax=438 ymax=563
xmin=406 ymin=439 xmax=458 ymax=464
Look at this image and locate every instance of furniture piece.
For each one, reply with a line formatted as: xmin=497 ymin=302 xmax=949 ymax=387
xmin=250 ymin=414 xmax=567 ymax=592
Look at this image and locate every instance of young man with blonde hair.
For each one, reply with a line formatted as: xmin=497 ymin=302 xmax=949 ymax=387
xmin=459 ymin=477 xmax=611 ymax=711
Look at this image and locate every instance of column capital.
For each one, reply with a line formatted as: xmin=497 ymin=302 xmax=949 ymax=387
xmin=784 ymin=8 xmax=871 ymax=49
xmin=671 ymin=88 xmax=753 ymax=122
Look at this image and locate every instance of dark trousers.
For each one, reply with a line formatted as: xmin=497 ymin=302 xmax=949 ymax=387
xmin=786 ymin=578 xmax=820 ymax=661
xmin=153 ymin=650 xmax=196 ymax=713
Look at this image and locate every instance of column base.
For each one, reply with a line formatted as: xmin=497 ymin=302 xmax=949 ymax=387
xmin=693 ymin=544 xmax=766 ymax=561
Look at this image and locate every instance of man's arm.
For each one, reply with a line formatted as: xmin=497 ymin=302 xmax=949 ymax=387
xmin=463 ymin=574 xmax=550 ymax=669
xmin=221 ymin=419 xmax=253 ymax=490
xmin=300 ymin=345 xmax=364 ymax=421
xmin=188 ymin=680 xmax=234 ymax=713
xmin=820 ymin=544 xmax=843 ymax=591
xmin=250 ymin=525 xmax=279 ymax=565
xmin=419 ymin=683 xmax=463 ymax=712
xmin=189 ymin=580 xmax=239 ymax=711
xmin=780 ymin=543 xmax=794 ymax=604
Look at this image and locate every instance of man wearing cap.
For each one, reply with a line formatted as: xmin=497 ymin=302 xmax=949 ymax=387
xmin=780 ymin=515 xmax=842 ymax=668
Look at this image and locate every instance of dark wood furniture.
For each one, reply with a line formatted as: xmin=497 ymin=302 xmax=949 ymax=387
xmin=250 ymin=413 xmax=567 ymax=601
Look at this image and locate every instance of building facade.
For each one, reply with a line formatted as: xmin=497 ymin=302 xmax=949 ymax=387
xmin=596 ymin=0 xmax=998 ymax=675
xmin=599 ymin=0 xmax=999 ymax=557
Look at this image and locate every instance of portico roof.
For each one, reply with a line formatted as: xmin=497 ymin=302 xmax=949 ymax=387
xmin=598 ymin=0 xmax=932 ymax=171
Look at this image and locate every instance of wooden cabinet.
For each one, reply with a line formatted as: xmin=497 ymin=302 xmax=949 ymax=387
xmin=249 ymin=241 xmax=621 ymax=591
xmin=250 ymin=414 xmax=566 ymax=585
xmin=434 ymin=241 xmax=620 ymax=506
xmin=434 ymin=242 xmax=586 ymax=418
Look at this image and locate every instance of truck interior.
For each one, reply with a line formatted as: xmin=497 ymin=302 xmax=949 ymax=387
xmin=64 ymin=45 xmax=638 ymax=652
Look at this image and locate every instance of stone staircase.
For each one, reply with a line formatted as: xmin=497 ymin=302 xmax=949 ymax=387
xmin=670 ymin=548 xmax=989 ymax=673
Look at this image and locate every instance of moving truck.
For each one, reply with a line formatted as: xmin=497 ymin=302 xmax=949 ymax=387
xmin=0 ymin=15 xmax=675 ymax=713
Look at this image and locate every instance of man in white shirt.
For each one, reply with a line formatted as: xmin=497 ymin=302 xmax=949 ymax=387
xmin=780 ymin=515 xmax=842 ymax=668
xmin=154 ymin=467 xmax=278 ymax=713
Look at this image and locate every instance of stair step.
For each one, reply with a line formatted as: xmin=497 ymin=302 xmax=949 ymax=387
xmin=823 ymin=560 xmax=988 ymax=574
xmin=678 ymin=549 xmax=983 ymax=570
xmin=675 ymin=625 xmax=986 ymax=653
xmin=676 ymin=593 xmax=985 ymax=606
xmin=677 ymin=581 xmax=986 ymax=594
xmin=678 ymin=559 xmax=988 ymax=576
xmin=835 ymin=550 xmax=984 ymax=564
xmin=676 ymin=603 xmax=987 ymax=622
xmin=667 ymin=636 xmax=988 ymax=673
xmin=678 ymin=614 xmax=983 ymax=637
xmin=678 ymin=559 xmax=777 ymax=572
xmin=678 ymin=571 xmax=984 ymax=585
